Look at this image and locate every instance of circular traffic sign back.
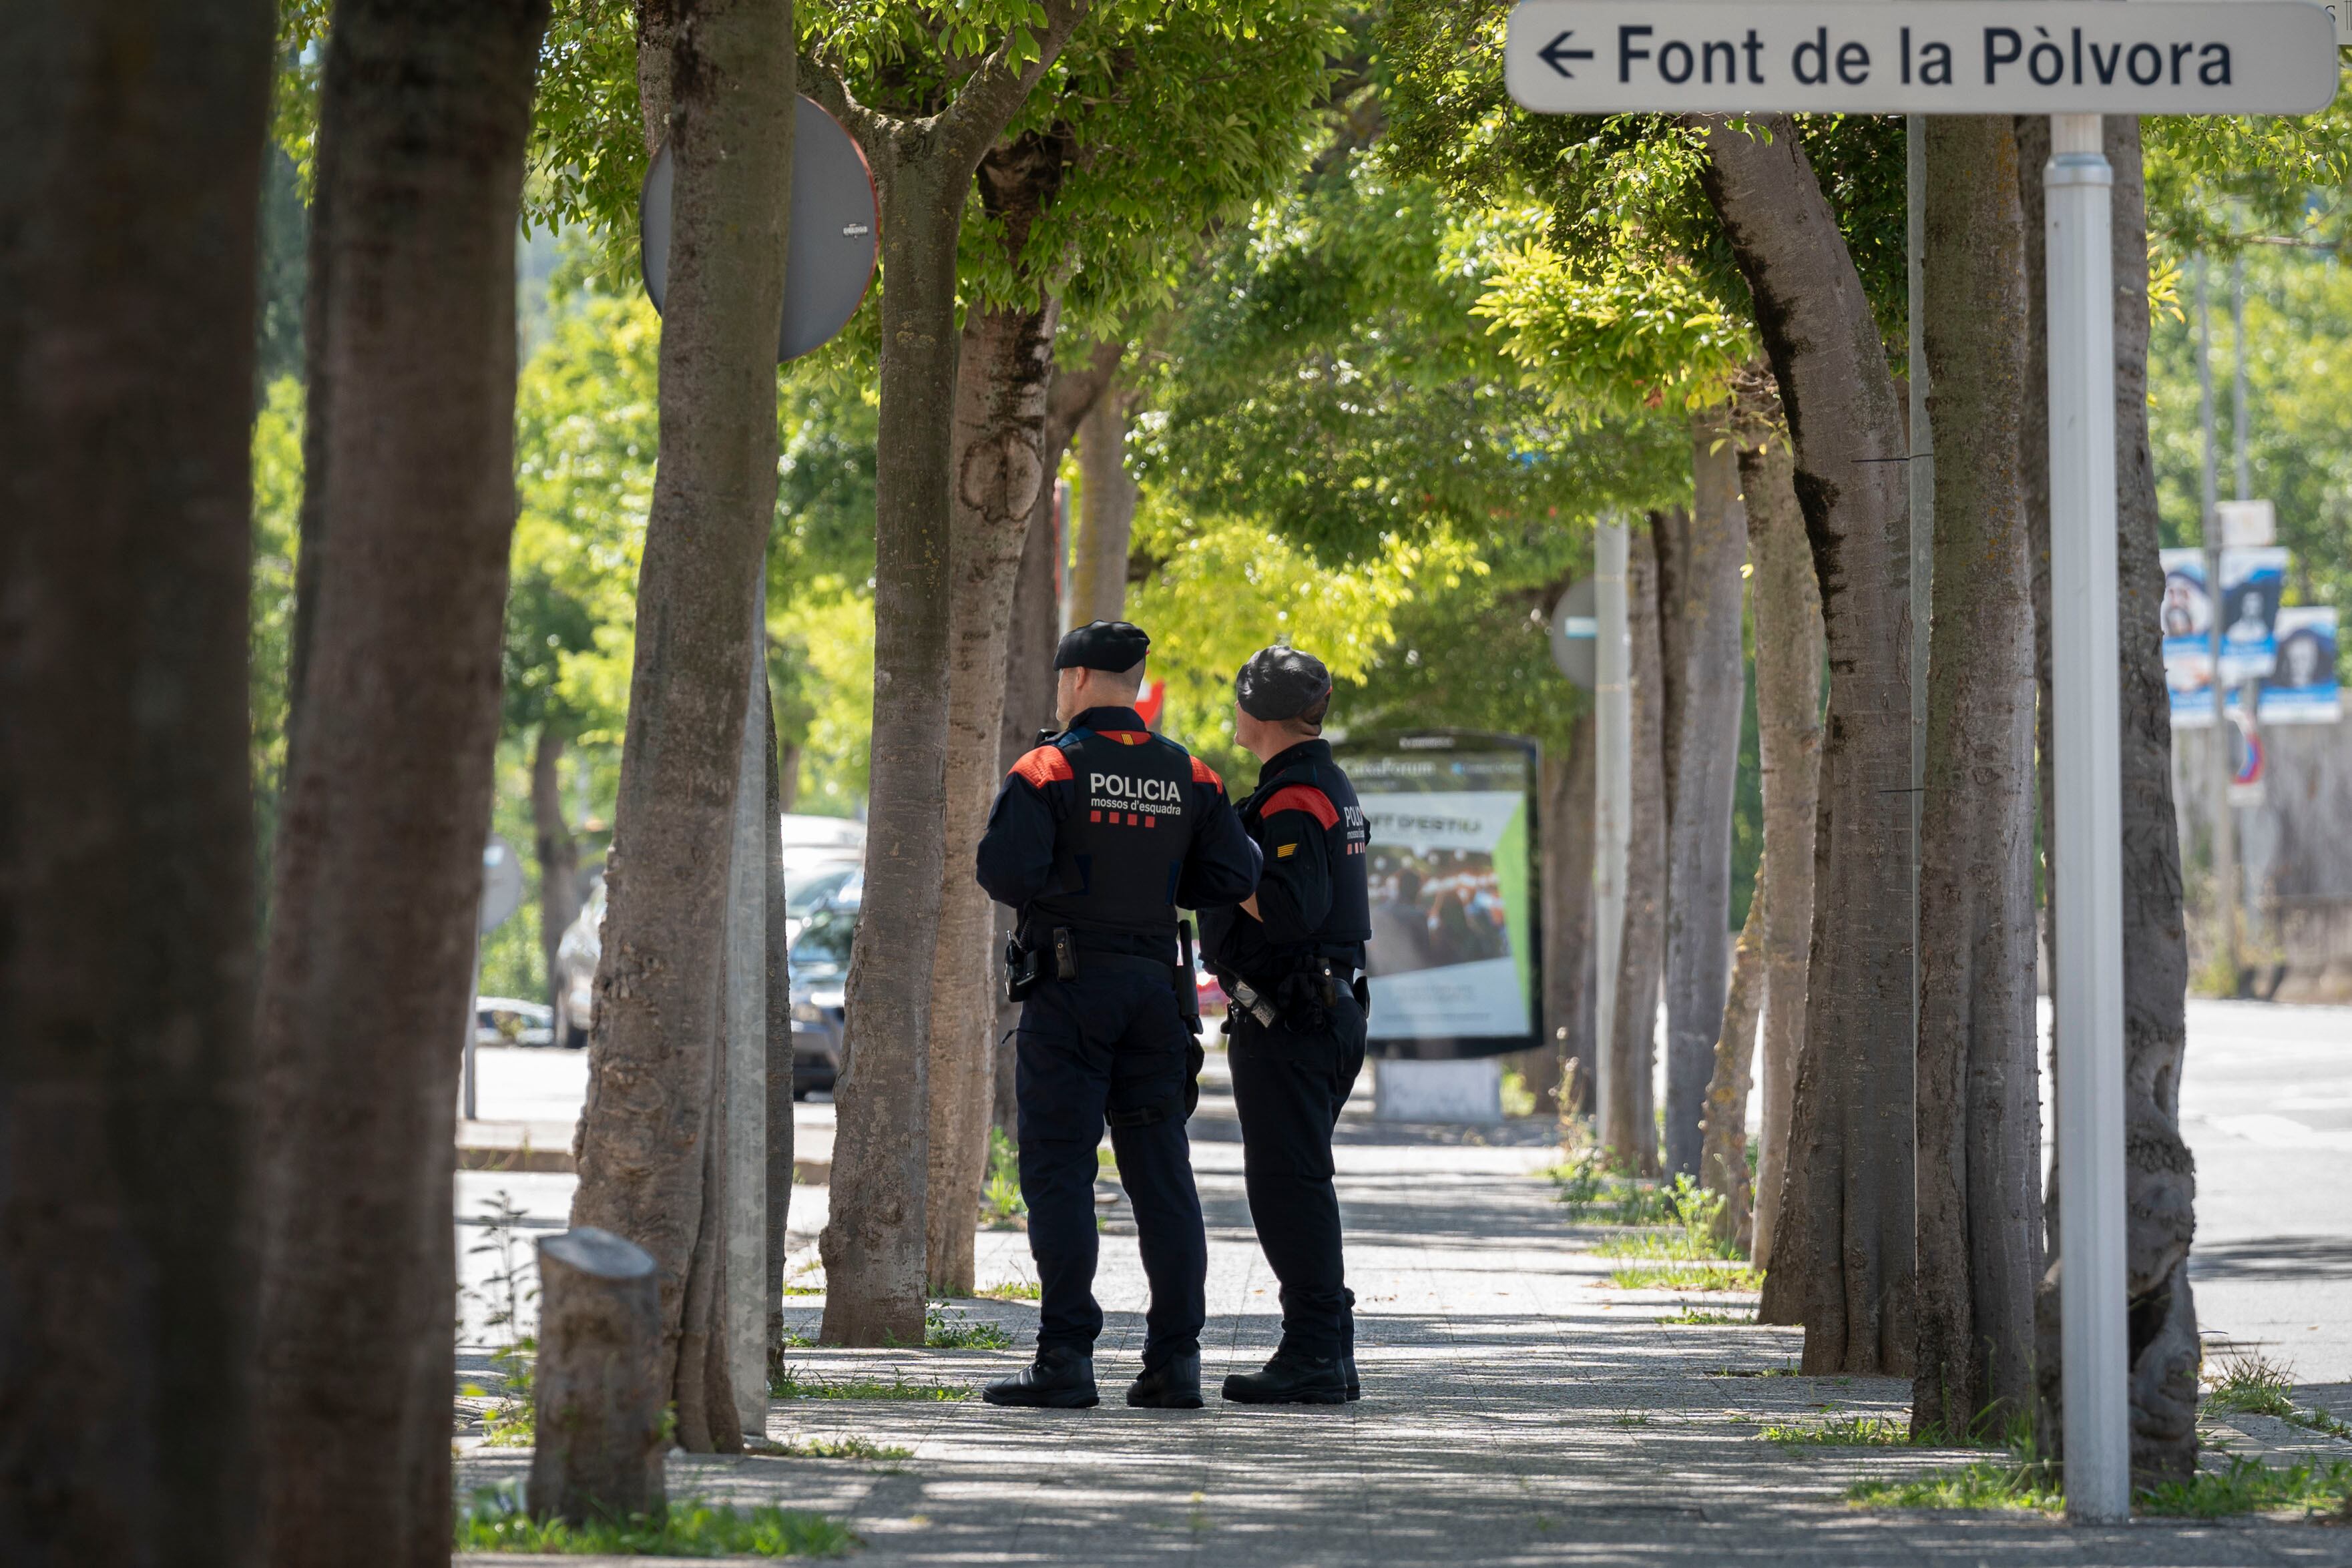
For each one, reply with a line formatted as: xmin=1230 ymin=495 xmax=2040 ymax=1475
xmin=1550 ymin=577 xmax=1598 ymax=688
xmin=641 ymin=95 xmax=879 ymax=363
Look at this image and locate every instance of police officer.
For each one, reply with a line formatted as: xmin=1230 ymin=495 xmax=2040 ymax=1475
xmin=974 ymin=619 xmax=1260 ymax=1410
xmin=1198 ymin=647 xmax=1371 ymax=1406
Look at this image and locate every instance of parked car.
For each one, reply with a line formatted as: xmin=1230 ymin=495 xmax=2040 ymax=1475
xmin=551 ymin=816 xmax=867 ymax=1057
xmin=788 ymin=890 xmax=859 ymax=1098
xmin=475 ymin=996 xmax=555 ymax=1049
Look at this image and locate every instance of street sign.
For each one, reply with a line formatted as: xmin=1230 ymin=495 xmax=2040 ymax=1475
xmin=2216 ymin=497 xmax=2276 ymax=547
xmin=642 ymin=95 xmax=879 ymax=364
xmin=1505 ymin=1 xmax=2339 ymax=115
xmin=1549 ymin=577 xmax=1598 ymax=688
xmin=480 ymin=835 xmax=523 ymax=936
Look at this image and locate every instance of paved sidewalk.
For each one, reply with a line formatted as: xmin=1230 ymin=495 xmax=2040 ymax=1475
xmin=455 ymin=1073 xmax=2352 ymax=1567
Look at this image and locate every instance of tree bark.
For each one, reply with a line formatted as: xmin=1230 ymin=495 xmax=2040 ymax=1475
xmin=1605 ymin=523 xmax=1668 ymax=1174
xmin=1700 ymin=877 xmax=1766 ymax=1251
xmin=254 ymin=2 xmax=547 ymax=1559
xmin=528 ymin=1228 xmax=666 ymax=1525
xmin=1656 ymin=409 xmax=1749 ymax=1177
xmin=1695 ymin=114 xmax=1916 ymax=1376
xmin=2017 ymin=113 xmax=2201 ymax=1483
xmin=0 ymin=4 xmax=270 ymax=1561
xmin=570 ymin=0 xmax=791 ymax=1451
xmin=1736 ymin=429 xmax=1823 ymax=1294
xmin=764 ymin=694 xmax=797 ymax=1366
xmin=1911 ymin=115 xmax=2043 ymax=1442
xmin=1071 ymin=385 xmax=1138 ymax=623
xmin=926 ymin=133 xmax=1072 ymax=1292
xmin=808 ymin=0 xmax=1092 ymax=1345
xmin=1539 ymin=712 xmax=1598 ymax=1119
xmin=991 ymin=342 xmax=1123 ymax=1133
xmin=533 ymin=724 xmax=582 ymax=1009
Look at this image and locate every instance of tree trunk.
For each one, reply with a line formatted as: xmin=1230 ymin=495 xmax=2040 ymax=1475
xmin=533 ymin=724 xmax=581 ymax=1007
xmin=2018 ymin=113 xmax=2201 ymax=1483
xmin=1695 ymin=113 xmax=1917 ymax=1376
xmin=1656 ymin=409 xmax=1749 ymax=1178
xmin=1539 ymin=712 xmax=1598 ymax=1119
xmin=571 ymin=0 xmax=792 ymax=1450
xmin=254 ymin=3 xmax=546 ymax=1561
xmin=0 ymin=4 xmax=270 ymax=1561
xmin=810 ymin=3 xmax=1092 ymax=1343
xmin=527 ymin=1228 xmax=665 ymax=1525
xmin=991 ymin=341 xmax=1122 ymax=1133
xmin=1736 ymin=429 xmax=1822 ymax=1294
xmin=1700 ymin=878 xmax=1766 ymax=1252
xmin=1911 ymin=115 xmax=2042 ymax=1442
xmin=764 ymin=692 xmax=796 ymax=1367
xmin=1071 ymin=386 xmax=1137 ymax=623
xmin=925 ymin=134 xmax=1073 ymax=1293
xmin=777 ymin=740 xmax=802 ymax=812
xmin=1605 ymin=522 xmax=1667 ymax=1175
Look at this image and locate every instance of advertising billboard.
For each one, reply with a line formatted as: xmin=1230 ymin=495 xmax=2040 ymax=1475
xmin=1334 ymin=732 xmax=1538 ymax=1061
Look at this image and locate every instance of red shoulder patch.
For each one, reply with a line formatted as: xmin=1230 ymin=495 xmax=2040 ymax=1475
xmin=1262 ymin=784 xmax=1339 ymax=829
xmin=1009 ymin=746 xmax=1074 ymax=788
xmin=1190 ymin=756 xmax=1224 ymax=791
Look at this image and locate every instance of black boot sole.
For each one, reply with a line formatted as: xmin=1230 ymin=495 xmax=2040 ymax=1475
xmin=982 ymin=1385 xmax=1100 ymax=1409
xmin=1220 ymin=1377 xmax=1347 ymax=1406
xmin=1126 ymin=1388 xmax=1205 ymax=1409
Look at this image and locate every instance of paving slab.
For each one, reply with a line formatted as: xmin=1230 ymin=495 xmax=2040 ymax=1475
xmin=456 ymin=1100 xmax=2352 ymax=1566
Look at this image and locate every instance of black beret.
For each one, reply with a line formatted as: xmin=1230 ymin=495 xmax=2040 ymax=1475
xmin=1054 ymin=619 xmax=1151 ymax=672
xmin=1236 ymin=645 xmax=1333 ymax=722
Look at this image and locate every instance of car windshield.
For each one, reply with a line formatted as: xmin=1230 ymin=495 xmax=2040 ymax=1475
xmin=786 ymin=866 xmax=857 ymax=918
xmin=792 ymin=911 xmax=856 ymax=976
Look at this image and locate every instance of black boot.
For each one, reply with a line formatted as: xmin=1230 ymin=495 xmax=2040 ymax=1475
xmin=1126 ymin=1352 xmax=1203 ymax=1410
xmin=983 ymin=1345 xmax=1099 ymax=1408
xmin=1220 ymin=1348 xmax=1347 ymax=1406
xmin=1341 ymin=1288 xmax=1360 ymax=1402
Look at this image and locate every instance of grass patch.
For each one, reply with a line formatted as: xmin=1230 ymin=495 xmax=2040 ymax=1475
xmin=1765 ymin=1415 xmax=1911 ymax=1447
xmin=976 ymin=1280 xmax=1041 ymax=1302
xmin=1592 ymin=1177 xmax=1745 ymax=1263
xmin=750 ymin=1434 xmax=913 ymax=1462
xmin=921 ymin=1306 xmax=1013 ymax=1351
xmin=1606 ymin=1262 xmax=1762 ymax=1292
xmin=770 ymin=1366 xmax=968 ymax=1402
xmin=2204 ymin=1352 xmax=2297 ymax=1419
xmin=1544 ymin=1152 xmax=1679 ymax=1226
xmin=2140 ymin=1457 xmax=2352 ymax=1519
xmin=1850 ymin=1458 xmax=2064 ymax=1513
xmin=1663 ymin=1306 xmax=1754 ymax=1326
xmin=981 ymin=1128 xmax=1027 ymax=1230
xmin=457 ymin=1497 xmax=856 ymax=1557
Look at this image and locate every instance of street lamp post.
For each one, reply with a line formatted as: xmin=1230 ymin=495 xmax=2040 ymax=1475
xmin=2044 ymin=111 xmax=2130 ymax=1524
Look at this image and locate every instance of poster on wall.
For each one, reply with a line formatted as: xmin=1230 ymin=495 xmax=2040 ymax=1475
xmin=2261 ymin=606 xmax=2342 ymax=724
xmin=1334 ymin=732 xmax=1538 ymax=1061
xmin=2160 ymin=548 xmax=2219 ymax=725
xmin=2218 ymin=546 xmax=2289 ymax=683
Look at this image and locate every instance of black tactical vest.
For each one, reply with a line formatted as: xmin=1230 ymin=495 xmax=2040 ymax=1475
xmin=1022 ymin=722 xmax=1202 ymax=945
xmin=1238 ymin=746 xmax=1373 ymax=963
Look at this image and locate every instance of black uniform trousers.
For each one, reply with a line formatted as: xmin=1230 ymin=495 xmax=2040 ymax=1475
xmin=1015 ymin=965 xmax=1206 ymax=1372
xmin=1227 ymin=989 xmax=1367 ymax=1360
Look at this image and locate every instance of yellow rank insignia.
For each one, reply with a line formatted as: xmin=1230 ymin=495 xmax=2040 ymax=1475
xmin=1276 ymin=842 xmax=1297 ymax=858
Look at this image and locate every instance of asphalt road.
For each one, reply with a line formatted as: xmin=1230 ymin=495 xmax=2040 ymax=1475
xmin=454 ymin=997 xmax=2352 ymax=1382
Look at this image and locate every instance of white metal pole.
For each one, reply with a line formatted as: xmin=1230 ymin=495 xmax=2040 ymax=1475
xmin=1592 ymin=519 xmax=1632 ymax=1135
xmin=722 ymin=576 xmax=771 ymax=1437
xmin=2045 ymin=111 xmax=2130 ymax=1525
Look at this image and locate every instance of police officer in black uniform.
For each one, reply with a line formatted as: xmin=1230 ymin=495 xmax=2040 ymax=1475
xmin=974 ymin=620 xmax=1260 ymax=1410
xmin=1198 ymin=646 xmax=1372 ymax=1406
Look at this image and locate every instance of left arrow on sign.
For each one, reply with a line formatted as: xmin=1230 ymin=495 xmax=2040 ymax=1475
xmin=1539 ymin=29 xmax=1595 ymax=77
